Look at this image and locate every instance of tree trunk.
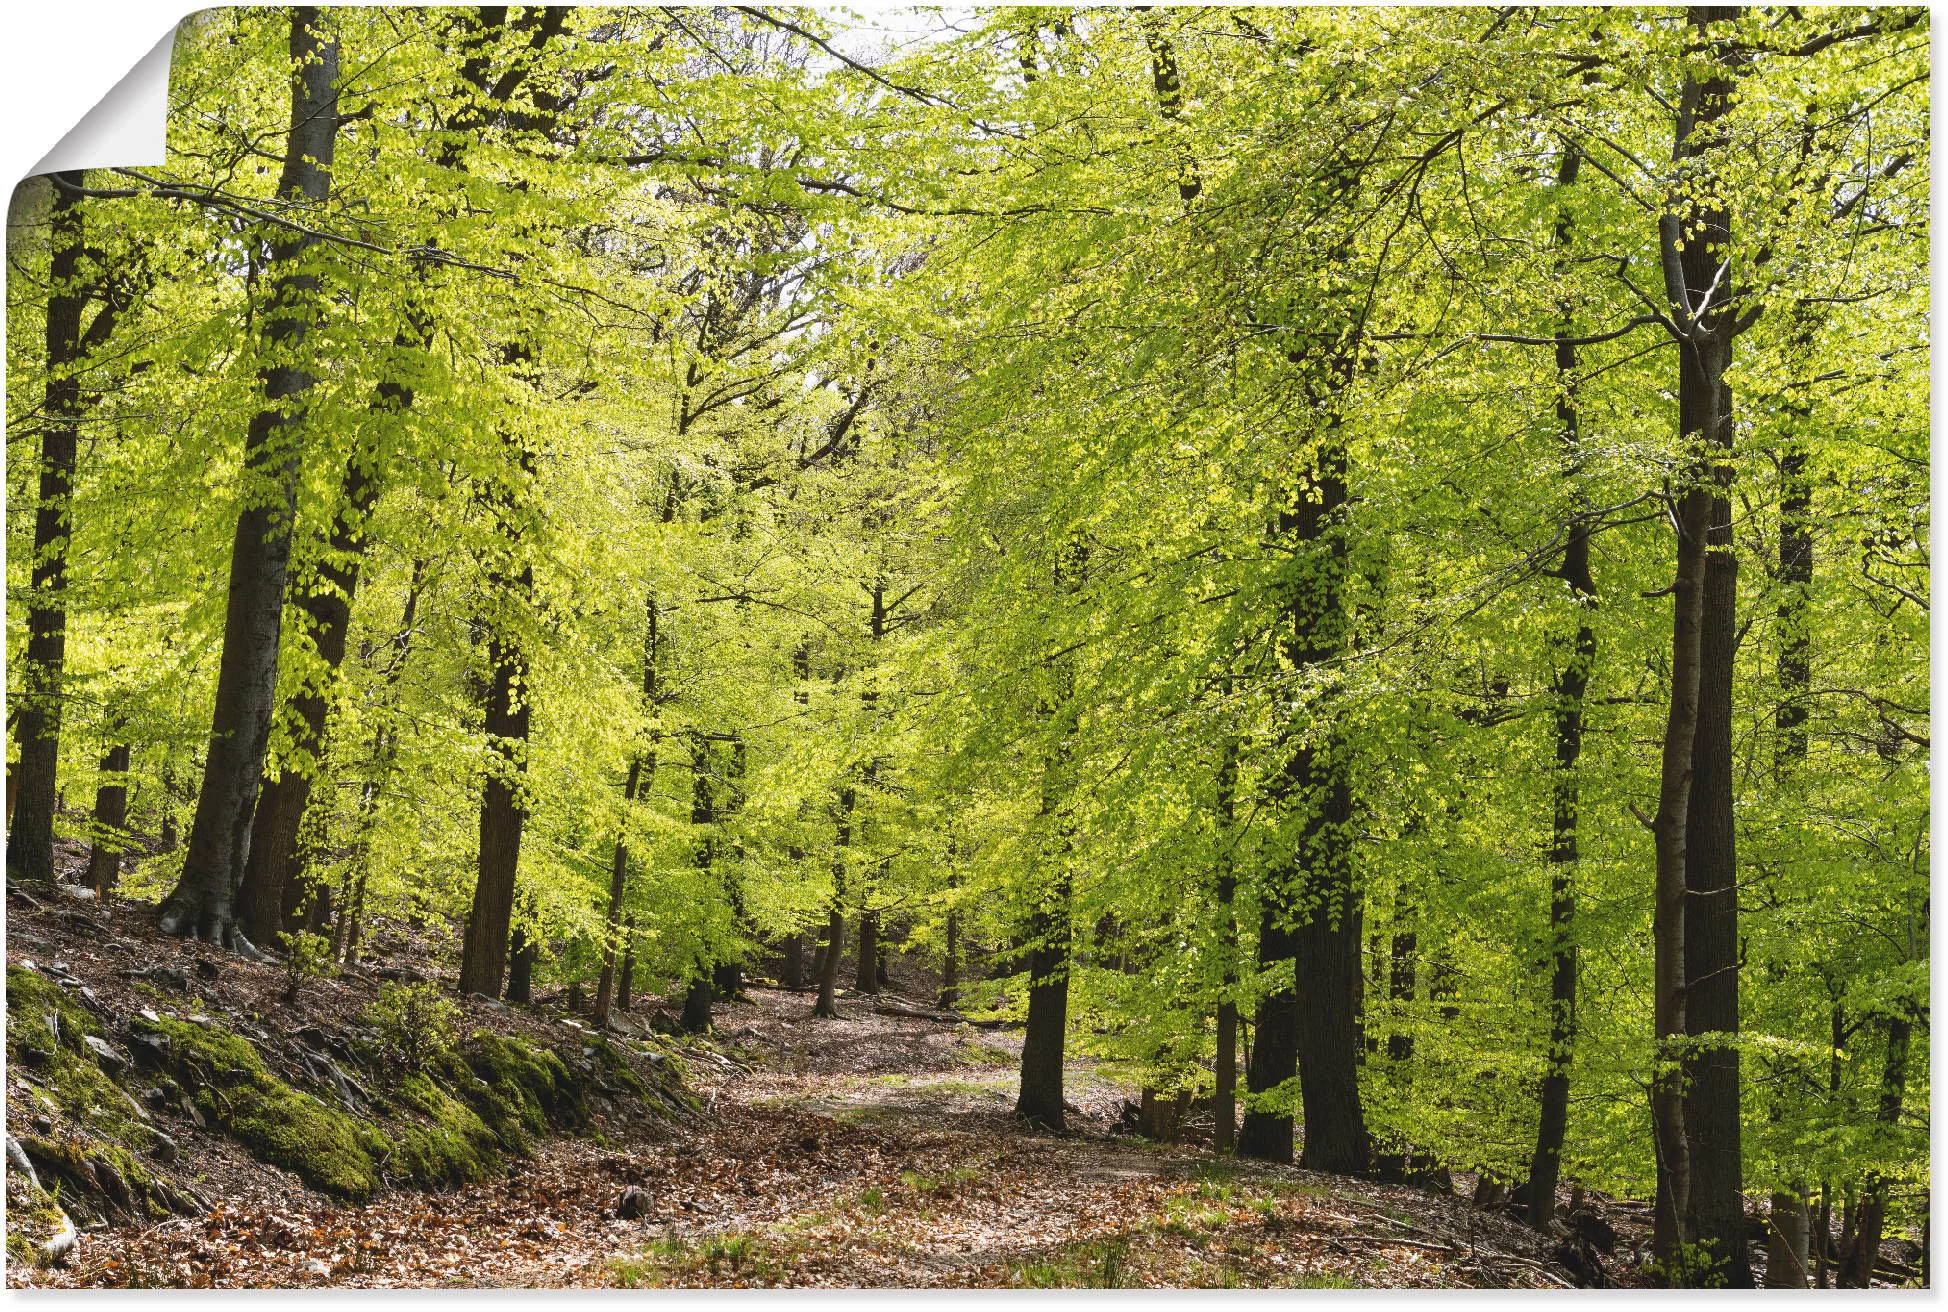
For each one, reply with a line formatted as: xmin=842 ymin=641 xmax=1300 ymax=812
xmin=1650 ymin=7 xmax=1743 ymax=1267
xmin=1239 ymin=907 xmax=1299 ymax=1163
xmin=937 ymin=908 xmax=959 ymax=1010
xmin=8 ymin=172 xmax=97 ymax=887
xmin=1290 ymin=731 xmax=1367 ymax=1175
xmin=158 ymin=11 xmax=340 ymax=946
xmin=1529 ymin=142 xmax=1593 ymax=1234
xmin=505 ymin=926 xmax=535 ymax=1005
xmin=457 ymin=558 xmax=533 ymax=997
xmin=1014 ymin=873 xmax=1072 ymax=1132
xmin=237 ymin=366 xmax=401 ymax=944
xmin=680 ymin=973 xmax=713 ymax=1034
xmin=855 ymin=910 xmax=881 ymax=995
xmin=86 ymin=742 xmax=131 ymax=896
xmin=1673 ymin=9 xmax=1747 ymax=1283
xmin=1213 ymin=732 xmax=1241 ymax=1155
xmin=1766 ymin=1190 xmax=1811 ymax=1288
xmin=1842 ymin=1011 xmax=1914 ymax=1287
xmin=618 ymin=920 xmax=636 ymax=1011
xmin=813 ymin=785 xmax=850 ymax=1019
xmin=592 ymin=757 xmax=643 ymax=1028
xmin=779 ymin=934 xmax=806 ymax=991
xmin=1386 ymin=912 xmax=1416 ymax=1064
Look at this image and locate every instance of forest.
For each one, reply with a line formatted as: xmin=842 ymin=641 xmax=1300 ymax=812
xmin=3 ymin=3 xmax=1930 ymax=1290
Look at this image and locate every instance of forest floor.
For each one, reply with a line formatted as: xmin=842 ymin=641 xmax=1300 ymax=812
xmin=9 ymin=868 xmax=1652 ymax=1288
xmin=7 ymin=921 xmax=1622 ymax=1287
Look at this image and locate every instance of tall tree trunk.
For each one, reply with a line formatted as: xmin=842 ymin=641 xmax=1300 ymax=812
xmin=1841 ymin=1010 xmax=1915 ymax=1287
xmin=595 ymin=594 xmax=660 ymax=1029
xmin=457 ymin=542 xmax=534 ymax=997
xmin=1650 ymin=7 xmax=1742 ymax=1266
xmin=855 ymin=910 xmax=881 ymax=995
xmin=1239 ymin=909 xmax=1299 ymax=1162
xmin=1014 ymin=872 xmax=1072 ymax=1132
xmin=617 ymin=923 xmax=636 ymax=1011
xmin=237 ymin=362 xmax=406 ymax=944
xmin=938 ymin=905 xmax=960 ymax=1009
xmin=8 ymin=172 xmax=94 ymax=886
xmin=505 ymin=925 xmax=535 ymax=1005
xmin=1213 ymin=733 xmax=1241 ymax=1154
xmin=1672 ymin=9 xmax=1747 ymax=1284
xmin=85 ymin=741 xmax=131 ymax=895
xmin=1763 ymin=309 xmax=1817 ymax=1287
xmin=159 ymin=10 xmax=340 ymax=946
xmin=813 ymin=786 xmax=850 ymax=1019
xmin=592 ymin=757 xmax=644 ymax=1029
xmin=780 ymin=934 xmax=807 ymax=990
xmin=1529 ymin=142 xmax=1594 ymax=1233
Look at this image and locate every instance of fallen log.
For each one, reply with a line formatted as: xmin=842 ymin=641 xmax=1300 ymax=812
xmin=871 ymin=999 xmax=1011 ymax=1028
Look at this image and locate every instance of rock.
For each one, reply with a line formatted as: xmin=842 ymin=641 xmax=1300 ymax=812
xmin=127 ymin=1032 xmax=172 ymax=1070
xmin=90 ymin=1158 xmax=134 ymax=1214
xmin=122 ymin=965 xmax=189 ymax=992
xmin=150 ymin=1132 xmax=179 ymax=1164
xmin=7 ymin=1135 xmax=44 ymax=1191
xmin=42 ymin=1209 xmax=78 ymax=1265
xmin=54 ymin=885 xmax=97 ymax=901
xmin=31 ymin=1115 xmax=54 ymax=1136
xmin=143 ymin=1087 xmax=173 ymax=1110
xmin=1570 ymin=1208 xmax=1619 ymax=1255
xmin=617 ymin=1186 xmax=652 ymax=1220
xmin=182 ymin=1097 xmax=208 ymax=1130
xmin=82 ymin=1035 xmax=128 ymax=1075
xmin=193 ymin=959 xmax=221 ymax=981
xmin=466 ymin=992 xmax=509 ymax=1011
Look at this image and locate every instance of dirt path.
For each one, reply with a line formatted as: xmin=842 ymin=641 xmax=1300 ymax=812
xmin=25 ymin=986 xmax=1580 ymax=1289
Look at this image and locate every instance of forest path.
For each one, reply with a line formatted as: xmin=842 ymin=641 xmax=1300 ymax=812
xmin=36 ymin=982 xmax=1578 ymax=1288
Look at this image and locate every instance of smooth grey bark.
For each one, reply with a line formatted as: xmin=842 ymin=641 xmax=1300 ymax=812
xmin=159 ymin=10 xmax=340 ymax=946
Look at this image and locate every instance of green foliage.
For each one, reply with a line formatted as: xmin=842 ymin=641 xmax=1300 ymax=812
xmin=277 ymin=931 xmax=334 ymax=1006
xmin=361 ymin=982 xmax=458 ymax=1078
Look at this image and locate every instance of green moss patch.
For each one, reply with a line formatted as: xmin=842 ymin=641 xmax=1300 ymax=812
xmin=6 ymin=966 xmax=154 ymax=1147
xmin=129 ymin=1016 xmax=388 ymax=1200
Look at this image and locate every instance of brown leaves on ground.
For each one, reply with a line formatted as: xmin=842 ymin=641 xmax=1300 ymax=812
xmin=13 ymin=967 xmax=1601 ymax=1289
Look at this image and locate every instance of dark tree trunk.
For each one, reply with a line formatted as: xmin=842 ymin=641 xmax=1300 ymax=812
xmin=457 ymin=555 xmax=533 ymax=997
xmin=1290 ymin=733 xmax=1367 ymax=1175
xmin=1671 ymin=10 xmax=1746 ymax=1283
xmin=9 ymin=172 xmax=97 ymax=886
xmin=1386 ymin=911 xmax=1416 ymax=1063
xmin=237 ymin=365 xmax=401 ymax=945
xmin=1213 ymin=733 xmax=1241 ymax=1155
xmin=86 ymin=742 xmax=131 ymax=895
xmin=505 ymin=926 xmax=535 ymax=1005
xmin=1239 ymin=907 xmax=1299 ymax=1163
xmin=1841 ymin=1012 xmax=1914 ymax=1287
xmin=937 ymin=907 xmax=960 ymax=1010
xmin=593 ymin=756 xmax=644 ymax=1028
xmin=159 ymin=11 xmax=340 ymax=946
xmin=1651 ymin=8 xmax=1743 ymax=1266
xmin=855 ymin=910 xmax=881 ymax=994
xmin=779 ymin=934 xmax=807 ymax=991
xmin=680 ymin=973 xmax=713 ymax=1034
xmin=813 ymin=785 xmax=851 ymax=1019
xmin=1529 ymin=142 xmax=1594 ymax=1234
xmin=1014 ymin=873 xmax=1072 ymax=1132
xmin=617 ymin=920 xmax=636 ymax=1011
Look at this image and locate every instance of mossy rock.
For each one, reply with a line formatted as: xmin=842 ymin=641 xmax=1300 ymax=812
xmin=129 ymin=1015 xmax=388 ymax=1200
xmin=6 ymin=966 xmax=154 ymax=1147
xmin=5 ymin=1174 xmax=70 ymax=1269
xmin=16 ymin=1132 xmax=172 ymax=1225
xmin=460 ymin=1032 xmax=589 ymax=1144
xmin=387 ymin=1075 xmax=501 ymax=1189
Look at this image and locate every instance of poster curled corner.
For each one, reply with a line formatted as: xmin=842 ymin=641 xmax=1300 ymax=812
xmin=31 ymin=24 xmax=178 ymax=180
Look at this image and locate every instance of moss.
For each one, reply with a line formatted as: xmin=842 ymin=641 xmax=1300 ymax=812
xmin=388 ymin=1075 xmax=500 ymax=1188
xmin=6 ymin=966 xmax=153 ymax=1147
xmin=130 ymin=1016 xmax=386 ymax=1201
xmin=460 ymin=1032 xmax=588 ymax=1144
xmin=16 ymin=1133 xmax=170 ymax=1224
xmin=6 ymin=1176 xmax=69 ymax=1270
